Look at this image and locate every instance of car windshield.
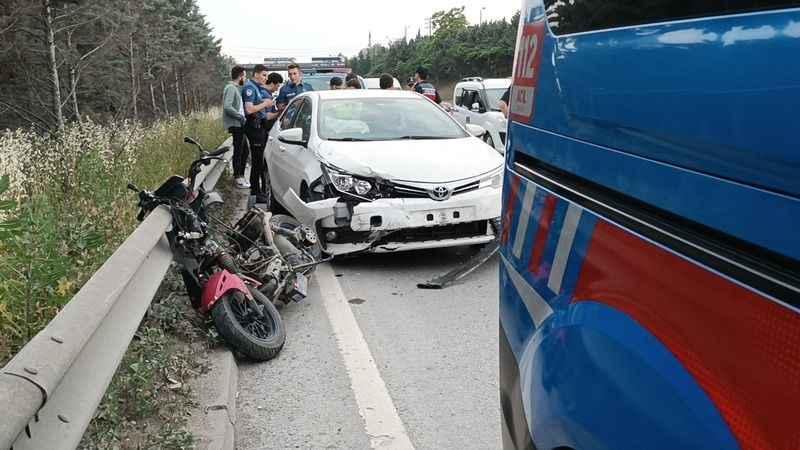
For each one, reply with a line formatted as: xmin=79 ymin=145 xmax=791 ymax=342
xmin=304 ymin=75 xmax=343 ymax=91
xmin=483 ymin=88 xmax=508 ymax=111
xmin=318 ymin=97 xmax=469 ymax=141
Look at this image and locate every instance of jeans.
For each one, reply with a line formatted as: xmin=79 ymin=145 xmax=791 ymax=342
xmin=229 ymin=126 xmax=246 ymax=178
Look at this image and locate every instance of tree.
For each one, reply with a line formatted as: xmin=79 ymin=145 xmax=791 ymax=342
xmin=0 ymin=0 xmax=227 ymax=131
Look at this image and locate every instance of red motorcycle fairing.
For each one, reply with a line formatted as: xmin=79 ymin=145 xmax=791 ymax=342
xmin=201 ymin=270 xmax=257 ymax=313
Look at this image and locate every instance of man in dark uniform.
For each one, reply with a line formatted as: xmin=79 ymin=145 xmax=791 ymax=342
xmin=249 ymin=72 xmax=283 ymax=199
xmin=241 ymin=64 xmax=274 ymax=203
xmin=499 ymin=86 xmax=511 ymax=118
xmin=276 ymin=63 xmax=314 ymax=111
xmin=413 ymin=67 xmax=442 ymax=104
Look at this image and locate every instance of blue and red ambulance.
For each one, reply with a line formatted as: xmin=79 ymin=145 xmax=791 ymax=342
xmin=499 ymin=1 xmax=800 ymax=449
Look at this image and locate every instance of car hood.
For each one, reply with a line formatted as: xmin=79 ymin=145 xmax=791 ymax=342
xmin=314 ymin=137 xmax=503 ymax=183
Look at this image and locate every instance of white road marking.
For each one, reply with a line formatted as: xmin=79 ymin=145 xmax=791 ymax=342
xmin=512 ymin=185 xmax=537 ymax=259
xmin=547 ymin=203 xmax=583 ymax=294
xmin=316 ymin=264 xmax=415 ymax=450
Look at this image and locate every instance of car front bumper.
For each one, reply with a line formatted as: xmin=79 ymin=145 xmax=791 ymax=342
xmin=282 ymin=186 xmax=501 ymax=255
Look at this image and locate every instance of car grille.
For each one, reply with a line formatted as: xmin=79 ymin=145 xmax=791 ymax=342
xmin=387 ymin=180 xmax=480 ymax=199
xmin=378 ymin=220 xmax=488 ymax=244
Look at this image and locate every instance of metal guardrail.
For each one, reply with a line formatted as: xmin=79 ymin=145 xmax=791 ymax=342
xmin=0 ymin=138 xmax=233 ymax=449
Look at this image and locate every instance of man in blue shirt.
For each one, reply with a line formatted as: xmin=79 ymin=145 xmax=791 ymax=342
xmin=241 ymin=64 xmax=274 ymax=202
xmin=276 ymin=63 xmax=314 ymax=111
xmin=250 ymin=72 xmax=283 ymax=199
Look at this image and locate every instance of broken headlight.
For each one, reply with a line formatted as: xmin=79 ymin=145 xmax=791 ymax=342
xmin=322 ymin=165 xmax=380 ymax=200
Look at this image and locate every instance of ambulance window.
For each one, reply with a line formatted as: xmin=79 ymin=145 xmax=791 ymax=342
xmin=544 ymin=0 xmax=800 ymax=36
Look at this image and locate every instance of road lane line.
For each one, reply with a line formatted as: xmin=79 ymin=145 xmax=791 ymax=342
xmin=315 ymin=264 xmax=415 ymax=450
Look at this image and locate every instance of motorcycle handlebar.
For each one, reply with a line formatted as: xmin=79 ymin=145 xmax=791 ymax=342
xmin=204 ymin=146 xmax=229 ymax=158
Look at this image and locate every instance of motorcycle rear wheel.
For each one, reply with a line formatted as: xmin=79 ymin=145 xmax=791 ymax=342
xmin=211 ymin=285 xmax=285 ymax=361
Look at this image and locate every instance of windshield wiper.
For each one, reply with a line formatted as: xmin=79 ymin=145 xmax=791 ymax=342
xmin=327 ymin=137 xmax=372 ymax=142
xmin=395 ymin=135 xmax=451 ymax=140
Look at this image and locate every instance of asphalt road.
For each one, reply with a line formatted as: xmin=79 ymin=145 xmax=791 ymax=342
xmin=235 ymin=244 xmax=501 ymax=450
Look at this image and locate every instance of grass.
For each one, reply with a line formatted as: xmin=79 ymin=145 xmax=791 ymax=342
xmin=0 ymin=111 xmax=227 ymax=363
xmin=0 ymin=111 xmax=228 ymax=447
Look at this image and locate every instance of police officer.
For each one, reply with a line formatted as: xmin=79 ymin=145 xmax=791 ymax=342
xmin=413 ymin=67 xmax=442 ymax=104
xmin=241 ymin=64 xmax=274 ymax=203
xmin=276 ymin=63 xmax=314 ymax=111
xmin=248 ymin=72 xmax=284 ymax=199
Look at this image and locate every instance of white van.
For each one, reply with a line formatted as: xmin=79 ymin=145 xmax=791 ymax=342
xmin=451 ymin=77 xmax=510 ymax=153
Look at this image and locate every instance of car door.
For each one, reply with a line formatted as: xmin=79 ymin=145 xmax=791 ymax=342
xmin=462 ymin=89 xmax=483 ymax=126
xmin=451 ymin=86 xmax=466 ymax=122
xmin=280 ymin=99 xmax=320 ymax=198
xmin=267 ymin=99 xmax=304 ymax=199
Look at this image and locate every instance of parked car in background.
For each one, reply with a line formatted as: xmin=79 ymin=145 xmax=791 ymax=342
xmin=451 ymin=77 xmax=511 ymax=153
xmin=302 ymin=73 xmax=368 ymax=91
xmin=365 ymin=76 xmax=401 ymax=89
xmin=265 ymin=89 xmax=502 ymax=256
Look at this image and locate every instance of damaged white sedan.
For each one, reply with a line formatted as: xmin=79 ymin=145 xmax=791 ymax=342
xmin=265 ymin=89 xmax=502 ymax=255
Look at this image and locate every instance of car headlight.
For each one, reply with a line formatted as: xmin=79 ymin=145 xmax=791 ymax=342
xmin=329 ymin=171 xmax=355 ymax=192
xmin=354 ymin=180 xmax=372 ymax=196
xmin=479 ymin=169 xmax=502 ymax=189
xmin=323 ymin=165 xmax=379 ymax=200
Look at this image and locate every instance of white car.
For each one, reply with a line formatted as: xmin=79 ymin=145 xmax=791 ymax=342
xmin=450 ymin=77 xmax=511 ymax=153
xmin=265 ymin=89 xmax=503 ymax=255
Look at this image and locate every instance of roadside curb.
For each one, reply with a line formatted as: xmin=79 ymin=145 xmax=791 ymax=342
xmin=188 ymin=348 xmax=238 ymax=450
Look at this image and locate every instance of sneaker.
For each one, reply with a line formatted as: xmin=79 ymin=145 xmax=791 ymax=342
xmin=234 ymin=178 xmax=250 ymax=189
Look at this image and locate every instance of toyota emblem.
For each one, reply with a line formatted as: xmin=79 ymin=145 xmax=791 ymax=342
xmin=429 ymin=186 xmax=451 ymax=201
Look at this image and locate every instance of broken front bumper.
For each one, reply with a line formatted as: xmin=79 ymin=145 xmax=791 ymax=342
xmin=282 ymin=186 xmax=501 ymax=255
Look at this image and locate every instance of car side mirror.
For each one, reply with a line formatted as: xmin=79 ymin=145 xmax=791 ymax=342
xmin=278 ymin=128 xmax=307 ymax=146
xmin=466 ymin=124 xmax=487 ymax=138
xmin=471 ymin=102 xmax=482 ymax=112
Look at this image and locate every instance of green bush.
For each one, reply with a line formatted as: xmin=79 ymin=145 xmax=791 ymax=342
xmin=0 ymin=110 xmax=227 ymax=364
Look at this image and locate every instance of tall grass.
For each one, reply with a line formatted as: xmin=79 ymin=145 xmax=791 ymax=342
xmin=0 ymin=110 xmax=228 ymax=364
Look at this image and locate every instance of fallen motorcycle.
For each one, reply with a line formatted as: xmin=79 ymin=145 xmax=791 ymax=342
xmin=130 ymin=137 xmax=323 ymax=360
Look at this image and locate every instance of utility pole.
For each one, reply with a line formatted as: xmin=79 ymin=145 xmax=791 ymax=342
xmin=480 ymin=6 xmax=486 ymax=25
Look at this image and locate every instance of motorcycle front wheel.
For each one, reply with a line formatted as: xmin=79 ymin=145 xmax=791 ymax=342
xmin=211 ymin=285 xmax=285 ymax=361
xmin=269 ymin=214 xmax=323 ymax=276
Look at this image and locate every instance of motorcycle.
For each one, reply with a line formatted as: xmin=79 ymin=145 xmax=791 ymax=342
xmin=130 ymin=137 xmax=323 ymax=360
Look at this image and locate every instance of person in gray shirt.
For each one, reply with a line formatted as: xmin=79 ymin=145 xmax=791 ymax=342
xmin=223 ymin=65 xmax=249 ymax=188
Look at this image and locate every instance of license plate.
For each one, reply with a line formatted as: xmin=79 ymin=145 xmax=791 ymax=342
xmin=415 ymin=207 xmax=475 ymax=225
xmin=290 ymin=273 xmax=308 ymax=302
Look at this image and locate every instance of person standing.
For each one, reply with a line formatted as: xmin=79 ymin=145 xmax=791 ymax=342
xmin=249 ymin=72 xmax=284 ymax=198
xmin=413 ymin=67 xmax=442 ymax=104
xmin=276 ymin=63 xmax=314 ymax=111
xmin=242 ymin=64 xmax=274 ymax=202
xmin=499 ymin=86 xmax=511 ymax=119
xmin=379 ymin=73 xmax=395 ymax=90
xmin=223 ymin=66 xmax=248 ymax=188
xmin=330 ymin=76 xmax=344 ymax=90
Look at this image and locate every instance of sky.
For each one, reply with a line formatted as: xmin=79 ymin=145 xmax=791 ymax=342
xmin=195 ymin=0 xmax=521 ymax=64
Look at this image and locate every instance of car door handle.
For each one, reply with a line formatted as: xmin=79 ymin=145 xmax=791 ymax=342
xmin=279 ymin=145 xmax=287 ymax=152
